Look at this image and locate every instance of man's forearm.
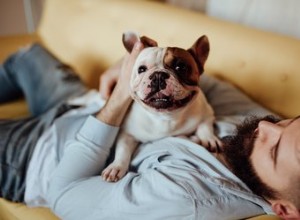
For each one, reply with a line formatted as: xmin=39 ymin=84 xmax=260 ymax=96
xmin=47 ymin=116 xmax=119 ymax=212
xmin=96 ymin=86 xmax=132 ymax=127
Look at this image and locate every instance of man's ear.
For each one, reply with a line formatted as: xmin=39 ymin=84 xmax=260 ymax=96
xmin=271 ymin=200 xmax=300 ymax=219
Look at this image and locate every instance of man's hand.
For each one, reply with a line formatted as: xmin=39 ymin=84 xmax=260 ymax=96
xmin=96 ymin=42 xmax=144 ymax=127
xmin=99 ymin=58 xmax=123 ymax=100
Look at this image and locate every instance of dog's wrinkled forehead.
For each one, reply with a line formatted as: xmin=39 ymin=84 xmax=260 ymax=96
xmin=135 ymin=46 xmax=200 ymax=86
xmin=136 ymin=47 xmax=165 ymax=65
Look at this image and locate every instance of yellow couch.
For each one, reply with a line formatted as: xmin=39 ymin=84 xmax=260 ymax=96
xmin=1 ymin=0 xmax=299 ymax=219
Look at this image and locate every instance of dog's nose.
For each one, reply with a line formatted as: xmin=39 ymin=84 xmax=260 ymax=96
xmin=149 ymin=72 xmax=170 ymax=91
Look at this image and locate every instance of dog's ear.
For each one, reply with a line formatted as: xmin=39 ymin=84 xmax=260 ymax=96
xmin=188 ymin=35 xmax=210 ymax=74
xmin=122 ymin=31 xmax=158 ymax=53
xmin=140 ymin=36 xmax=158 ymax=48
xmin=122 ymin=31 xmax=140 ymax=53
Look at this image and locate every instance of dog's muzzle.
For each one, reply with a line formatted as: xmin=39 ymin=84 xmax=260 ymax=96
xmin=143 ymin=91 xmax=196 ymax=110
xmin=142 ymin=71 xmax=196 ymax=110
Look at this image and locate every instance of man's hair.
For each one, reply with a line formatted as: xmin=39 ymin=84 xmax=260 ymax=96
xmin=223 ymin=115 xmax=280 ymax=200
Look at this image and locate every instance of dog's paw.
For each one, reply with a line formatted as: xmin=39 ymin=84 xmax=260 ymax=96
xmin=191 ymin=134 xmax=223 ymax=152
xmin=101 ymin=162 xmax=128 ymax=182
xmin=201 ymin=135 xmax=223 ymax=152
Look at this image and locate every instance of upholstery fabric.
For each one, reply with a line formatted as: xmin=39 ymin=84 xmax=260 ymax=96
xmin=1 ymin=0 xmax=297 ymax=219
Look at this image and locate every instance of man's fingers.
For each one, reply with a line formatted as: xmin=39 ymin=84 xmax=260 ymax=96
xmin=99 ymin=58 xmax=124 ymax=99
xmin=100 ymin=41 xmax=144 ymax=101
xmin=125 ymin=42 xmax=144 ymax=70
xmin=120 ymin=41 xmax=144 ymax=77
xmin=129 ymin=42 xmax=144 ymax=62
xmin=99 ymin=69 xmax=117 ymax=99
xmin=99 ymin=76 xmax=116 ymax=99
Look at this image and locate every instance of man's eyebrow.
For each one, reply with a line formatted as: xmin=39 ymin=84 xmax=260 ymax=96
xmin=274 ymin=115 xmax=300 ymax=167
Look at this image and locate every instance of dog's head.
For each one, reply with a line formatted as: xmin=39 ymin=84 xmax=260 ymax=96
xmin=123 ymin=31 xmax=209 ymax=113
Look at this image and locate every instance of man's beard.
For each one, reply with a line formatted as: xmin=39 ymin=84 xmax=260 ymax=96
xmin=222 ymin=115 xmax=280 ymax=199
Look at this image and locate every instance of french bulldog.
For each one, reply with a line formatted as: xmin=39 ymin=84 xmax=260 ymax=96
xmin=102 ymin=32 xmax=222 ymax=182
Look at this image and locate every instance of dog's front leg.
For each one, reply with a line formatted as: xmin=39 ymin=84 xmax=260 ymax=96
xmin=102 ymin=132 xmax=138 ymax=182
xmin=191 ymin=117 xmax=223 ymax=152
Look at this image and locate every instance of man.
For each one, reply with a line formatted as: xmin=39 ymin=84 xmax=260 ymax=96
xmin=0 ymin=43 xmax=299 ymax=220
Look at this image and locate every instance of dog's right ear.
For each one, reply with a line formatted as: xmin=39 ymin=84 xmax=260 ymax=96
xmin=122 ymin=31 xmax=158 ymax=53
xmin=122 ymin=31 xmax=140 ymax=53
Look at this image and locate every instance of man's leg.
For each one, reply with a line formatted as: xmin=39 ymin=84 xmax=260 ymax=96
xmin=0 ymin=49 xmax=25 ymax=103
xmin=0 ymin=102 xmax=78 ymax=202
xmin=2 ymin=43 xmax=87 ymax=116
xmin=0 ymin=44 xmax=87 ymax=202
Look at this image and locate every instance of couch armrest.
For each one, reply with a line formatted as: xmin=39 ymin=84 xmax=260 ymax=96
xmin=0 ymin=34 xmax=39 ymax=62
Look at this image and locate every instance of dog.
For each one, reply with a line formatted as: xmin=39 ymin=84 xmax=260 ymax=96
xmin=101 ymin=32 xmax=222 ymax=182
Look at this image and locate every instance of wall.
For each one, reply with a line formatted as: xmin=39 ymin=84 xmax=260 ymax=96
xmin=0 ymin=0 xmax=44 ymax=36
xmin=1 ymin=0 xmax=300 ymax=39
xmin=167 ymin=0 xmax=300 ymax=39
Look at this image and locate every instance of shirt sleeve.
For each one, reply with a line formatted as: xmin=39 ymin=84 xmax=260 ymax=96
xmin=46 ymin=120 xmax=194 ymax=220
xmin=47 ymin=115 xmax=119 ymax=213
xmin=48 ymin=168 xmax=193 ymax=220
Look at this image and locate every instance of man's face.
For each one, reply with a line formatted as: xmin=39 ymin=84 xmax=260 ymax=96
xmin=251 ymin=116 xmax=300 ymax=192
xmin=223 ymin=115 xmax=300 ymax=218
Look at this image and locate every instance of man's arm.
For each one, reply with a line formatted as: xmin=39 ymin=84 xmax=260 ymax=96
xmin=97 ymin=42 xmax=143 ymax=126
xmin=99 ymin=57 xmax=123 ymax=100
xmin=46 ymin=42 xmax=144 ymax=216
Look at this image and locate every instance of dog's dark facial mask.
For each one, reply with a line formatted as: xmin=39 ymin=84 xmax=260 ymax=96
xmin=122 ymin=32 xmax=210 ymax=112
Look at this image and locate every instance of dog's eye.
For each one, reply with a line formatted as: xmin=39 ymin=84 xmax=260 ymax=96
xmin=175 ymin=61 xmax=188 ymax=74
xmin=138 ymin=65 xmax=147 ymax=74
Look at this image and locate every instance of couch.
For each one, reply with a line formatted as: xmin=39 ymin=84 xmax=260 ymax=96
xmin=1 ymin=0 xmax=299 ymax=219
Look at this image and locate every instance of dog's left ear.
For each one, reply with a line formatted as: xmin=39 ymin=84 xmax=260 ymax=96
xmin=188 ymin=35 xmax=210 ymax=73
xmin=122 ymin=31 xmax=158 ymax=53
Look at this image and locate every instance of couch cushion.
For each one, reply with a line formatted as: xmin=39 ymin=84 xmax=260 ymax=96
xmin=0 ymin=0 xmax=293 ymax=219
xmin=37 ymin=0 xmax=300 ymax=118
xmin=0 ymin=198 xmax=58 ymax=220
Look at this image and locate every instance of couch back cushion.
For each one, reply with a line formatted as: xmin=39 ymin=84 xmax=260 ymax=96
xmin=38 ymin=0 xmax=300 ymax=118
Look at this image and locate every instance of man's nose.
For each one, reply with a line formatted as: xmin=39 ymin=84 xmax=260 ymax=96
xmin=257 ymin=121 xmax=283 ymax=146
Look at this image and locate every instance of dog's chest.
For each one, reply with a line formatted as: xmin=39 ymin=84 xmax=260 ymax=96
xmin=122 ymin=101 xmax=206 ymax=143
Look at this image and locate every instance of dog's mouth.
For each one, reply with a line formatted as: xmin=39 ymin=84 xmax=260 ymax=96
xmin=142 ymin=91 xmax=196 ymax=110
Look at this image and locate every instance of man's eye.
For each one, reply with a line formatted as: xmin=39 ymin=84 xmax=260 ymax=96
xmin=270 ymin=143 xmax=279 ymax=162
xmin=270 ymin=146 xmax=275 ymax=160
xmin=138 ymin=65 xmax=147 ymax=74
